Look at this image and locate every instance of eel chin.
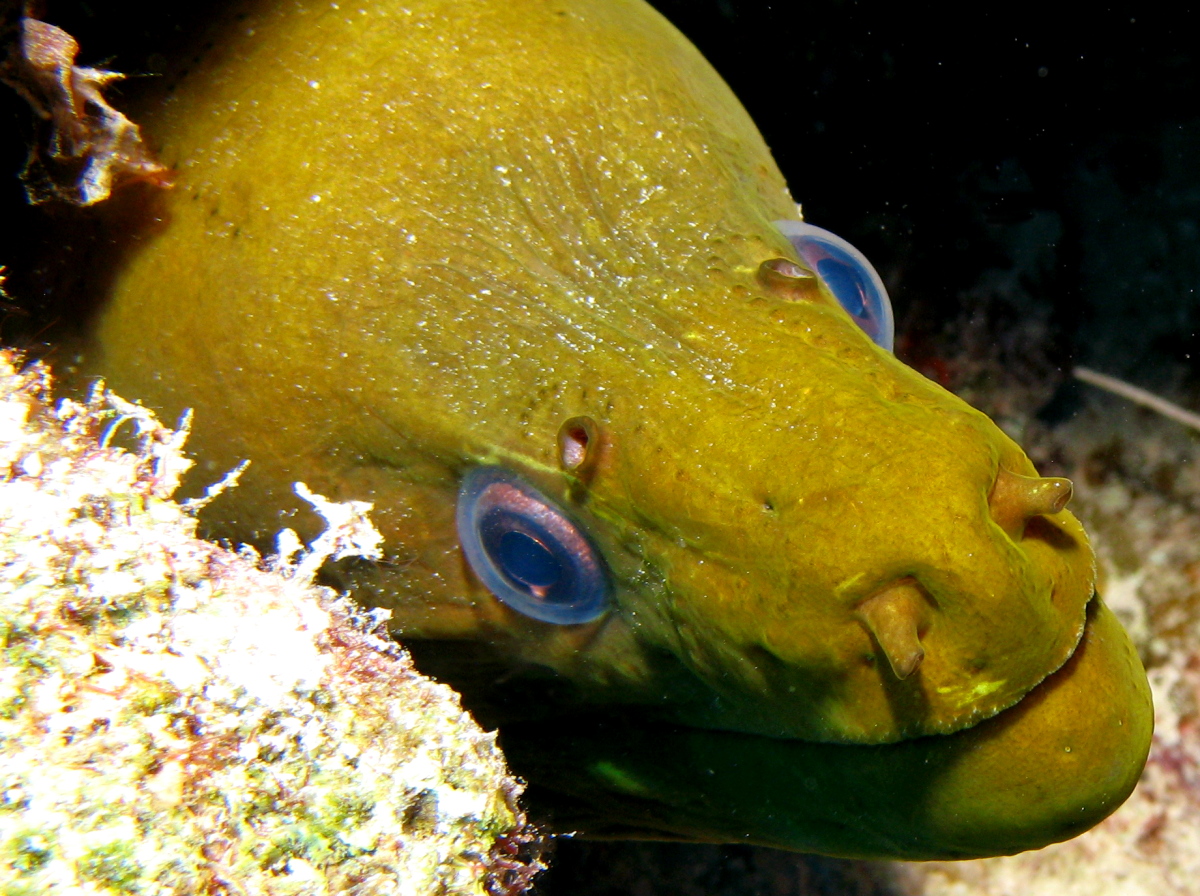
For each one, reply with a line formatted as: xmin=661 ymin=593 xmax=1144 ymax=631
xmin=501 ymin=598 xmax=1153 ymax=860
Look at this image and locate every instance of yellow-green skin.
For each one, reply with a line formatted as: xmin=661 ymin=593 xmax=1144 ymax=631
xmin=80 ymin=0 xmax=1152 ymax=859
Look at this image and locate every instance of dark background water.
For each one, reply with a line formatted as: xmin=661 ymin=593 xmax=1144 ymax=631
xmin=2 ymin=1 xmax=1197 ymax=892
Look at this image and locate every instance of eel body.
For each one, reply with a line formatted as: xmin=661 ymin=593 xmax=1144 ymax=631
xmin=68 ymin=0 xmax=1152 ymax=859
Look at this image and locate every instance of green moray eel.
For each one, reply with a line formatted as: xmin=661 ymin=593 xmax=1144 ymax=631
xmin=67 ymin=0 xmax=1151 ymax=859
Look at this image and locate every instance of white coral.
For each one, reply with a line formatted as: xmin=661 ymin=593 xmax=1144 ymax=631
xmin=0 ymin=351 xmax=538 ymax=895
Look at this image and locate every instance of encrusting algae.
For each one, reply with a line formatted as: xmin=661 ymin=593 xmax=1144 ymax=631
xmin=0 ymin=350 xmax=540 ymax=895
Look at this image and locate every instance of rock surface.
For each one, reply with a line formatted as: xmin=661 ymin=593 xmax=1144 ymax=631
xmin=0 ymin=351 xmax=539 ymax=895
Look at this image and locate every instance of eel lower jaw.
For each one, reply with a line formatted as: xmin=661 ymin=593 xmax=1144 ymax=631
xmin=501 ymin=597 xmax=1153 ymax=859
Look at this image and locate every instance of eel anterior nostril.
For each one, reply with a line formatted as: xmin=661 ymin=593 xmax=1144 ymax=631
xmin=988 ymin=468 xmax=1073 ymax=540
xmin=857 ymin=580 xmax=929 ymax=680
xmin=756 ymin=257 xmax=821 ymax=302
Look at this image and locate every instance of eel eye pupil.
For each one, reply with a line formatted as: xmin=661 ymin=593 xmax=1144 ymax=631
xmin=457 ymin=467 xmax=610 ymax=624
xmin=494 ymin=529 xmax=561 ymax=591
xmin=816 ymin=258 xmax=866 ymax=318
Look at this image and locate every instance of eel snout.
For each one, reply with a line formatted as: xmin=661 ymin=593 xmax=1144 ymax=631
xmin=859 ymin=470 xmax=1081 ymax=683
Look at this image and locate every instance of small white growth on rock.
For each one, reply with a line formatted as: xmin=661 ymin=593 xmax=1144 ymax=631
xmin=0 ymin=351 xmax=539 ymax=895
xmin=277 ymin=482 xmax=384 ymax=584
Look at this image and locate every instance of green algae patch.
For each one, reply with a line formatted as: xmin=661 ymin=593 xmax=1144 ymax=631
xmin=0 ymin=351 xmax=540 ymax=895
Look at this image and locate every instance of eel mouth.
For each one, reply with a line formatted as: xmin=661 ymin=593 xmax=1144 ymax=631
xmin=501 ymin=596 xmax=1153 ymax=860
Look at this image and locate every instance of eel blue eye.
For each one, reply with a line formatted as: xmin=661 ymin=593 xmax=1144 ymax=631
xmin=456 ymin=467 xmax=610 ymax=624
xmin=773 ymin=220 xmax=895 ymax=351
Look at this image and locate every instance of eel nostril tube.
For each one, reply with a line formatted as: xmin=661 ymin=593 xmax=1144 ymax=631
xmin=756 ymin=257 xmax=821 ymax=302
xmin=857 ymin=581 xmax=928 ymax=680
xmin=988 ymin=468 xmax=1074 ymax=540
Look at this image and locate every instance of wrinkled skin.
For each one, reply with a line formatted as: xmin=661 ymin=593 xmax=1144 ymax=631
xmin=70 ymin=0 xmax=1151 ymax=859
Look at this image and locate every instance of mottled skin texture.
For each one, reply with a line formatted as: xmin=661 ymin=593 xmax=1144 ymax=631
xmin=75 ymin=0 xmax=1151 ymax=858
